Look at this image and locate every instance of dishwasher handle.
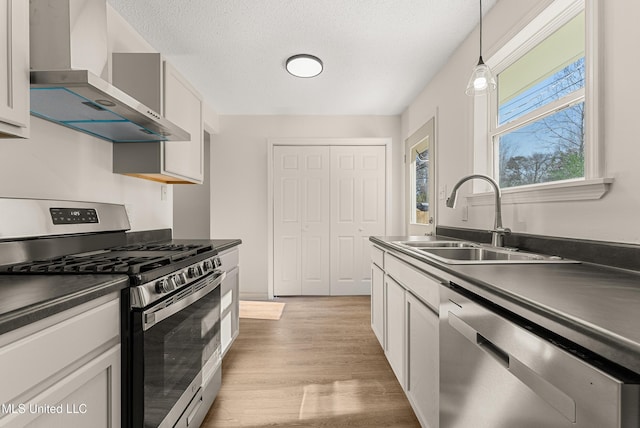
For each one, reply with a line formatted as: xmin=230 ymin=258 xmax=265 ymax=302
xmin=448 ymin=312 xmax=577 ymax=423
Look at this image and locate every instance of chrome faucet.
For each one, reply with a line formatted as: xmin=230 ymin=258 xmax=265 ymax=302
xmin=446 ymin=174 xmax=511 ymax=247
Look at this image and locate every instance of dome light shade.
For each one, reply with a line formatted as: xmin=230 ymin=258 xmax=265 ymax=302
xmin=286 ymin=54 xmax=323 ymax=78
xmin=465 ymin=58 xmax=496 ymax=95
xmin=466 ymin=0 xmax=496 ymax=96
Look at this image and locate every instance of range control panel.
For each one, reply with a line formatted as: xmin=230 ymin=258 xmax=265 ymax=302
xmin=50 ymin=208 xmax=99 ymax=225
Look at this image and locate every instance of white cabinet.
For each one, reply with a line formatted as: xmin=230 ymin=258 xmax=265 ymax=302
xmin=219 ymin=246 xmax=240 ymax=357
xmin=385 ymin=276 xmax=405 ymax=387
xmin=371 ymin=245 xmax=385 ymax=348
xmin=112 ymin=53 xmax=203 ymax=184
xmin=371 ymin=263 xmax=385 ymax=348
xmin=406 ymin=292 xmax=439 ymax=428
xmin=0 ymin=0 xmax=29 ymax=139
xmin=0 ymin=293 xmax=121 ymax=427
xmin=373 ymin=250 xmax=442 ymax=428
xmin=162 ymin=61 xmax=203 ymax=182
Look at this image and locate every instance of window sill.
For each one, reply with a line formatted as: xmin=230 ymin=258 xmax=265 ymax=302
xmin=467 ymin=177 xmax=614 ymax=206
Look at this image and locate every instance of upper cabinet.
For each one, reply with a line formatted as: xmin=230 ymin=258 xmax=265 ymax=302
xmin=112 ymin=53 xmax=203 ymax=184
xmin=0 ymin=0 xmax=29 ymax=139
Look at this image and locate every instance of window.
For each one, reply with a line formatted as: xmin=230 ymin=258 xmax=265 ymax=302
xmin=472 ymin=0 xmax=610 ymax=203
xmin=494 ymin=11 xmax=585 ymax=188
xmin=411 ymin=139 xmax=430 ymax=224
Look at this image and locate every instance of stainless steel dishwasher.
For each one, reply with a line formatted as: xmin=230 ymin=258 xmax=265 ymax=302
xmin=440 ymin=283 xmax=640 ymax=428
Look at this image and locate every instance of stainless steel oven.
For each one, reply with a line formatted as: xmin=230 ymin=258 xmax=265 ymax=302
xmin=0 ymin=198 xmax=228 ymax=428
xmin=131 ymin=268 xmax=225 ymax=428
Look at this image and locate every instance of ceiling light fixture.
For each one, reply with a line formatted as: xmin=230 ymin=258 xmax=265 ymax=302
xmin=466 ymin=0 xmax=496 ymax=96
xmin=286 ymin=54 xmax=323 ymax=78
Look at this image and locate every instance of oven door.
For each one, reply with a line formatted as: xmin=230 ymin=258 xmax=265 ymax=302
xmin=131 ymin=270 xmax=224 ymax=428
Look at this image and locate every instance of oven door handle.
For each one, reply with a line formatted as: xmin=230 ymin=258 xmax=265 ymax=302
xmin=143 ymin=270 xmax=226 ymax=331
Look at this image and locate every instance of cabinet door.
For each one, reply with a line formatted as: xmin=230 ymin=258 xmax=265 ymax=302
xmin=221 ymin=266 xmax=239 ymax=357
xmin=0 ymin=344 xmax=120 ymax=428
xmin=0 ymin=0 xmax=29 ymax=138
xmin=371 ymin=263 xmax=385 ymax=348
xmin=406 ymin=292 xmax=439 ymax=428
xmin=385 ymin=276 xmax=405 ymax=387
xmin=163 ymin=61 xmax=203 ymax=183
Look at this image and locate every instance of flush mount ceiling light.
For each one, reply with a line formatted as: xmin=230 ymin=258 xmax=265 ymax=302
xmin=466 ymin=0 xmax=496 ymax=96
xmin=286 ymin=54 xmax=323 ymax=78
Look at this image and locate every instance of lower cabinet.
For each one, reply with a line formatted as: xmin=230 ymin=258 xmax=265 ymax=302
xmin=406 ymin=293 xmax=439 ymax=428
xmin=0 ymin=293 xmax=121 ymax=428
xmin=371 ymin=263 xmax=385 ymax=347
xmin=385 ymin=276 xmax=405 ymax=387
xmin=219 ymin=246 xmax=240 ymax=357
xmin=373 ymin=251 xmax=442 ymax=428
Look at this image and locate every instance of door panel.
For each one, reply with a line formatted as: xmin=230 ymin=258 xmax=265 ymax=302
xmin=331 ymin=146 xmax=386 ymax=295
xmin=274 ymin=146 xmax=330 ymax=295
xmin=274 ymin=144 xmax=385 ymax=296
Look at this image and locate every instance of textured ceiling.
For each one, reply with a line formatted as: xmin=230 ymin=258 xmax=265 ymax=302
xmin=106 ymin=0 xmax=497 ymax=115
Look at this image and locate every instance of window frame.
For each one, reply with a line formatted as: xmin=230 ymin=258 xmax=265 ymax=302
xmin=469 ymin=0 xmax=611 ymax=206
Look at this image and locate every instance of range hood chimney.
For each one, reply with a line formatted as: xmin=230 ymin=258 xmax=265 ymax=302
xmin=29 ymin=0 xmax=190 ymax=143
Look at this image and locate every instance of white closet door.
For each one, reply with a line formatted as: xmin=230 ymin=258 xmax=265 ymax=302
xmin=330 ymin=146 xmax=386 ymax=295
xmin=273 ymin=146 xmax=330 ymax=295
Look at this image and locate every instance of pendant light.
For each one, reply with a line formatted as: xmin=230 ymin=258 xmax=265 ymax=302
xmin=466 ymin=0 xmax=496 ymax=96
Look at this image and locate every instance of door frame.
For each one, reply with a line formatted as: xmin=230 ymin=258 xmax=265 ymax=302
xmin=267 ymin=138 xmax=392 ymax=300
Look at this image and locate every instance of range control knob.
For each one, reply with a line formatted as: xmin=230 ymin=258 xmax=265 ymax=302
xmin=173 ymin=273 xmax=188 ymax=287
xmin=155 ymin=278 xmax=175 ymax=294
xmin=203 ymin=260 xmax=213 ymax=272
xmin=188 ymin=265 xmax=204 ymax=278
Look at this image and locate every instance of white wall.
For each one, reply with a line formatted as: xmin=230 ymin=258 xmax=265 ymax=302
xmin=403 ymin=0 xmax=640 ymax=245
xmin=0 ymin=5 xmax=173 ymax=232
xmin=210 ymin=115 xmax=402 ymax=299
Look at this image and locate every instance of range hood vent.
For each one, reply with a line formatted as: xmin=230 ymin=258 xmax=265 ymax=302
xmin=29 ymin=0 xmax=190 ymax=143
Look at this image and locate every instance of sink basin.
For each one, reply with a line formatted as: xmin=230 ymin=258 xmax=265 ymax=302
xmin=393 ymin=240 xmax=479 ymax=248
xmin=416 ymin=247 xmax=578 ymax=264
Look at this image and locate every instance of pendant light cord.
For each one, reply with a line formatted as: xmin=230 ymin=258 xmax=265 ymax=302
xmin=479 ymin=0 xmax=483 ymax=59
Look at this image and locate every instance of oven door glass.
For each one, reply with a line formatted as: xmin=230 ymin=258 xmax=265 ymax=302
xmin=133 ymin=272 xmax=221 ymax=428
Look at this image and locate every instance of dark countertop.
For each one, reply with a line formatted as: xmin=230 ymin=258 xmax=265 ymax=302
xmin=209 ymin=239 xmax=242 ymax=253
xmin=0 ymin=274 xmax=128 ymax=335
xmin=371 ymin=236 xmax=640 ymax=375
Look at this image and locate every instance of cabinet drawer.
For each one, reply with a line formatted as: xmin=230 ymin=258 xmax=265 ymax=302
xmin=0 ymin=298 xmax=119 ymax=405
xmin=372 ymin=245 xmax=384 ymax=269
xmin=0 ymin=344 xmax=120 ymax=427
xmin=219 ymin=248 xmax=239 ymax=272
xmin=385 ymin=254 xmax=441 ymax=311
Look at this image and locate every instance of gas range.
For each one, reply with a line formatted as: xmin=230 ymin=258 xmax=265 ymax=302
xmin=0 ymin=198 xmax=225 ymax=428
xmin=0 ymin=198 xmax=222 ymax=307
xmin=0 ymin=241 xmax=222 ymax=307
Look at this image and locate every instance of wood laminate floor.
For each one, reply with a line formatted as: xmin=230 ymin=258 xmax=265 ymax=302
xmin=202 ymin=296 xmax=421 ymax=427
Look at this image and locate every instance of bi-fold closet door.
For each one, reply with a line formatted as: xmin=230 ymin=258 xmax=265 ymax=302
xmin=273 ymin=145 xmax=386 ymax=296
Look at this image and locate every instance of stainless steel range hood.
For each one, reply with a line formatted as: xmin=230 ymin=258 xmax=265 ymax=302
xmin=29 ymin=0 xmax=190 ymax=143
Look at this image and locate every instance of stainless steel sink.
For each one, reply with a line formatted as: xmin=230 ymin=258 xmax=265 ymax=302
xmin=415 ymin=247 xmax=578 ymax=264
xmin=394 ymin=240 xmax=480 ymax=248
xmin=391 ymin=240 xmax=578 ymax=264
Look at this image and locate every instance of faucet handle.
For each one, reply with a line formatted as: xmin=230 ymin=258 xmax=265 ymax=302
xmin=488 ymin=227 xmax=511 ymax=235
xmin=489 ymin=227 xmax=511 ymax=247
